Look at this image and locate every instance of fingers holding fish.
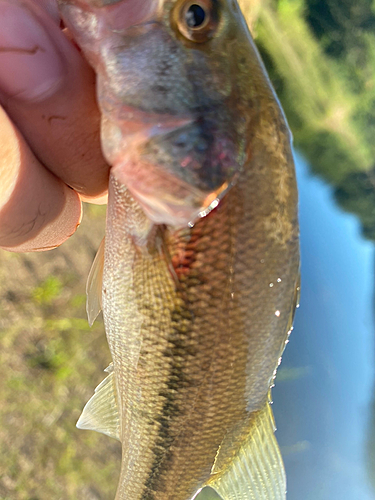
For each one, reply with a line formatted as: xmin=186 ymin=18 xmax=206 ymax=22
xmin=0 ymin=0 xmax=109 ymax=251
xmin=0 ymin=105 xmax=81 ymax=252
xmin=0 ymin=0 xmax=109 ymax=201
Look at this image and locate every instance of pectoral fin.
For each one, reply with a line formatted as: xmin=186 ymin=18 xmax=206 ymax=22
xmin=86 ymin=237 xmax=105 ymax=326
xmin=207 ymin=399 xmax=286 ymax=500
xmin=76 ymin=365 xmax=120 ymax=441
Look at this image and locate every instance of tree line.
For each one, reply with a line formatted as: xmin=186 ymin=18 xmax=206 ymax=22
xmin=255 ymin=0 xmax=375 ymax=241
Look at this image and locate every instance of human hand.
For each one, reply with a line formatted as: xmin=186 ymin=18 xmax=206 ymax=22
xmin=0 ymin=0 xmax=109 ymax=252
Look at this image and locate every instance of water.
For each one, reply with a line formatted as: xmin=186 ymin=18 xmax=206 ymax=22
xmin=196 ymin=152 xmax=375 ymax=500
xmin=274 ymin=153 xmax=375 ymax=499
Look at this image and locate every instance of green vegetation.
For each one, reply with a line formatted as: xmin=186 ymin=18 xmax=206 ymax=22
xmin=32 ymin=276 xmax=63 ymax=305
xmin=0 ymin=208 xmax=120 ymax=499
xmin=242 ymin=0 xmax=375 ymax=240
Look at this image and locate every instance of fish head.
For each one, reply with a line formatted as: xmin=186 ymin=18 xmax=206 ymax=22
xmin=59 ymin=0 xmax=254 ymax=225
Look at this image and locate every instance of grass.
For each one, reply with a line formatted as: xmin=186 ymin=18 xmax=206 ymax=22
xmin=0 ymin=205 xmax=120 ymax=500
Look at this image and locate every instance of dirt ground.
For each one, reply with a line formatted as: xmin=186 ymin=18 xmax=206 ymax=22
xmin=0 ymin=204 xmax=121 ymax=500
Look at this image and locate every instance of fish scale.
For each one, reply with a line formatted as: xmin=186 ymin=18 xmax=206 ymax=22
xmin=58 ymin=0 xmax=300 ymax=498
xmin=103 ymin=181 xmax=241 ymax=500
xmin=101 ymin=158 xmax=296 ymax=500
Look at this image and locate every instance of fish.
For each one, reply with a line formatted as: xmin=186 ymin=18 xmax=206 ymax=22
xmin=57 ymin=1 xmax=300 ymax=499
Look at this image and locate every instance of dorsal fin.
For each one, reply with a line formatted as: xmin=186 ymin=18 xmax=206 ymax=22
xmin=206 ymin=398 xmax=286 ymax=500
xmin=76 ymin=365 xmax=120 ymax=441
xmin=86 ymin=237 xmax=105 ymax=326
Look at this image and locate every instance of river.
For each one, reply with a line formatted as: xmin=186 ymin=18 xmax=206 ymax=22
xmin=274 ymin=154 xmax=375 ymax=499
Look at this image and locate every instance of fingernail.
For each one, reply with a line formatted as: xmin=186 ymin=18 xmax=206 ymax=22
xmin=0 ymin=1 xmax=65 ymax=101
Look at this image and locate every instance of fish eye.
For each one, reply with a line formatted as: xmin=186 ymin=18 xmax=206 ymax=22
xmin=173 ymin=0 xmax=220 ymax=43
xmin=186 ymin=5 xmax=208 ymax=28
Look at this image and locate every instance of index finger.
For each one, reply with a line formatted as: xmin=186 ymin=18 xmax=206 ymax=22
xmin=0 ymin=0 xmax=109 ymax=199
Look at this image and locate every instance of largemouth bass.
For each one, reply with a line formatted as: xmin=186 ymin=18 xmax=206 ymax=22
xmin=58 ymin=1 xmax=300 ymax=499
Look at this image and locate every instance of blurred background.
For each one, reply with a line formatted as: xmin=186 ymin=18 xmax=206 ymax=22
xmin=1 ymin=0 xmax=375 ymax=498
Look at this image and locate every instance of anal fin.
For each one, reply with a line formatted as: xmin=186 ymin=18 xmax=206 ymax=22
xmin=206 ymin=397 xmax=286 ymax=500
xmin=77 ymin=365 xmax=120 ymax=441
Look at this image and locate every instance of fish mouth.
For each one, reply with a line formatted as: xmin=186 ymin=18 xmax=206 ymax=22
xmin=101 ymin=105 xmax=239 ymax=226
xmin=113 ymin=162 xmax=230 ymax=226
xmin=110 ymin=147 xmax=231 ymax=227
